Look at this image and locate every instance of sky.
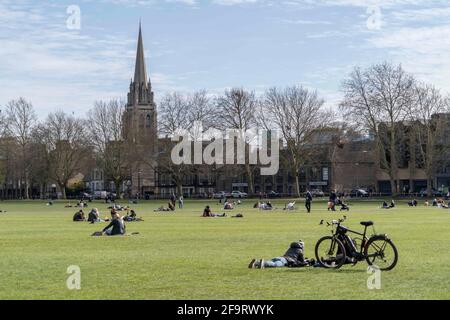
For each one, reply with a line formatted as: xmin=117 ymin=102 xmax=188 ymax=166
xmin=1 ymin=0 xmax=450 ymax=117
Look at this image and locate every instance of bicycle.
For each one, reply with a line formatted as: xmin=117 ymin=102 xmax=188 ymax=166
xmin=315 ymin=216 xmax=398 ymax=271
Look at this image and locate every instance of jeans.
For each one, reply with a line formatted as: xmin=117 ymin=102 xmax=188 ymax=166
xmin=263 ymin=257 xmax=288 ymax=268
xmin=305 ymin=201 xmax=311 ymax=213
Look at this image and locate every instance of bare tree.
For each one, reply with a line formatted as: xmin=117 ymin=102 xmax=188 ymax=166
xmin=340 ymin=62 xmax=415 ymax=195
xmin=216 ymin=88 xmax=257 ymax=194
xmin=155 ymin=91 xmax=215 ymax=195
xmin=261 ymin=86 xmax=329 ymax=197
xmin=410 ymin=83 xmax=449 ymax=195
xmin=4 ymin=98 xmax=36 ymax=199
xmin=36 ymin=111 xmax=91 ymax=199
xmin=87 ymin=99 xmax=128 ymax=197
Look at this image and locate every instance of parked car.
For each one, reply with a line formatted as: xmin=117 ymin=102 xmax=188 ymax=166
xmin=231 ymin=191 xmax=248 ymax=198
xmin=310 ymin=189 xmax=325 ymax=197
xmin=419 ymin=189 xmax=443 ymax=198
xmin=80 ymin=192 xmax=92 ymax=201
xmin=350 ymin=189 xmax=369 ymax=198
xmin=213 ymin=191 xmax=231 ymax=199
xmin=268 ymin=191 xmax=281 ymax=198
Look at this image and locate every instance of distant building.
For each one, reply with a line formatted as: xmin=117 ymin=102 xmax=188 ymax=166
xmin=81 ymin=23 xmax=450 ymax=198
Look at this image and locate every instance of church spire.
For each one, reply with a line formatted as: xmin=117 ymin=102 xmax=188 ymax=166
xmin=134 ymin=21 xmax=148 ymax=86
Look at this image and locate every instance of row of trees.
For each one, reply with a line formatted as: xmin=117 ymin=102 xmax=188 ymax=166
xmin=341 ymin=62 xmax=450 ymax=194
xmin=1 ymin=62 xmax=449 ymax=198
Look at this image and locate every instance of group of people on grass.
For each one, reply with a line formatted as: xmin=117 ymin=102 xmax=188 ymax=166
xmin=73 ymin=205 xmax=143 ymax=236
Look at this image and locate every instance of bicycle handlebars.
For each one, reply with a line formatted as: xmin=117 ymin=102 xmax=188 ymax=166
xmin=319 ymin=216 xmax=347 ymax=226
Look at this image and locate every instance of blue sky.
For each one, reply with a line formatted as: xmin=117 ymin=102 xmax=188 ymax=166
xmin=1 ymin=0 xmax=450 ymax=116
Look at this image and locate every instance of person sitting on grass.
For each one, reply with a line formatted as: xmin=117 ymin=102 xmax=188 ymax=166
xmin=408 ymin=199 xmax=418 ymax=207
xmin=432 ymin=198 xmax=439 ymax=207
xmin=168 ymin=202 xmax=176 ymax=211
xmin=88 ymin=208 xmax=103 ymax=223
xmin=102 ymin=212 xmax=126 ymax=236
xmin=202 ymin=206 xmax=226 ymax=218
xmin=224 ymin=201 xmax=234 ymax=210
xmin=73 ymin=210 xmax=86 ymax=222
xmin=438 ymin=201 xmax=449 ymax=209
xmin=248 ymin=240 xmax=315 ymax=269
xmin=123 ymin=210 xmax=144 ymax=222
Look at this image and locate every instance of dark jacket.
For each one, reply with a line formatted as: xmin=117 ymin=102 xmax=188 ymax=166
xmin=283 ymin=242 xmax=307 ymax=267
xmin=103 ymin=219 xmax=125 ymax=235
xmin=306 ymin=192 xmax=313 ymax=202
xmin=88 ymin=211 xmax=97 ymax=222
xmin=73 ymin=212 xmax=85 ymax=222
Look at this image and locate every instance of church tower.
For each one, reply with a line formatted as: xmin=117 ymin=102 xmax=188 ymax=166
xmin=123 ymin=23 xmax=158 ymax=196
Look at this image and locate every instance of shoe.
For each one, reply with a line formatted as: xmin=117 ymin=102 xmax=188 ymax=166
xmin=248 ymin=259 xmax=256 ymax=269
xmin=259 ymin=259 xmax=265 ymax=269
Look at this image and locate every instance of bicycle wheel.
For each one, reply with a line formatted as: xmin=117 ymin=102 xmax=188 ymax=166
xmin=315 ymin=236 xmax=347 ymax=269
xmin=364 ymin=236 xmax=398 ymax=271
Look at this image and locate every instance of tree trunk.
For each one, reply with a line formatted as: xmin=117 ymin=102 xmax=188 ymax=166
xmin=59 ymin=183 xmax=67 ymax=199
xmin=177 ymin=183 xmax=183 ymax=197
xmin=294 ymin=174 xmax=301 ymax=198
xmin=245 ymin=164 xmax=254 ymax=194
xmin=390 ymin=130 xmax=398 ymax=196
xmin=25 ymin=179 xmax=30 ymax=200
xmin=114 ymin=180 xmax=122 ymax=199
xmin=427 ymin=177 xmax=433 ymax=197
xmin=40 ymin=183 xmax=44 ymax=200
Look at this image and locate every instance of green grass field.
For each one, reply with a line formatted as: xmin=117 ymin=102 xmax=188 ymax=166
xmin=0 ymin=198 xmax=449 ymax=300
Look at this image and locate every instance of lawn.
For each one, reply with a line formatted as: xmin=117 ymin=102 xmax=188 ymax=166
xmin=0 ymin=198 xmax=449 ymax=300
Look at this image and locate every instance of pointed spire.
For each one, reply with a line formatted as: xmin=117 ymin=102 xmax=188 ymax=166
xmin=134 ymin=21 xmax=148 ymax=86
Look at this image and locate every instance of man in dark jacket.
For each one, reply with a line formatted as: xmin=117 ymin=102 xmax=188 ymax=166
xmin=73 ymin=210 xmax=85 ymax=222
xmin=102 ymin=213 xmax=125 ymax=236
xmin=248 ymin=241 xmax=314 ymax=269
xmin=305 ymin=190 xmax=313 ymax=213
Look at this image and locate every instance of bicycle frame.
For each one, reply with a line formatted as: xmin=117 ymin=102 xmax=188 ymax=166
xmin=329 ymin=220 xmax=372 ymax=256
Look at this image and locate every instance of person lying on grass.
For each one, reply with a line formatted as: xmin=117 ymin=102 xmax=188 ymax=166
xmin=284 ymin=201 xmax=296 ymax=211
xmin=154 ymin=203 xmax=176 ymax=212
xmin=248 ymin=240 xmax=315 ymax=269
xmin=73 ymin=210 xmax=86 ymax=222
xmin=202 ymin=206 xmax=226 ymax=217
xmin=382 ymin=200 xmax=395 ymax=209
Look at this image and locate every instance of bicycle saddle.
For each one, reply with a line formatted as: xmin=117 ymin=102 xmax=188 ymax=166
xmin=360 ymin=221 xmax=374 ymax=227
